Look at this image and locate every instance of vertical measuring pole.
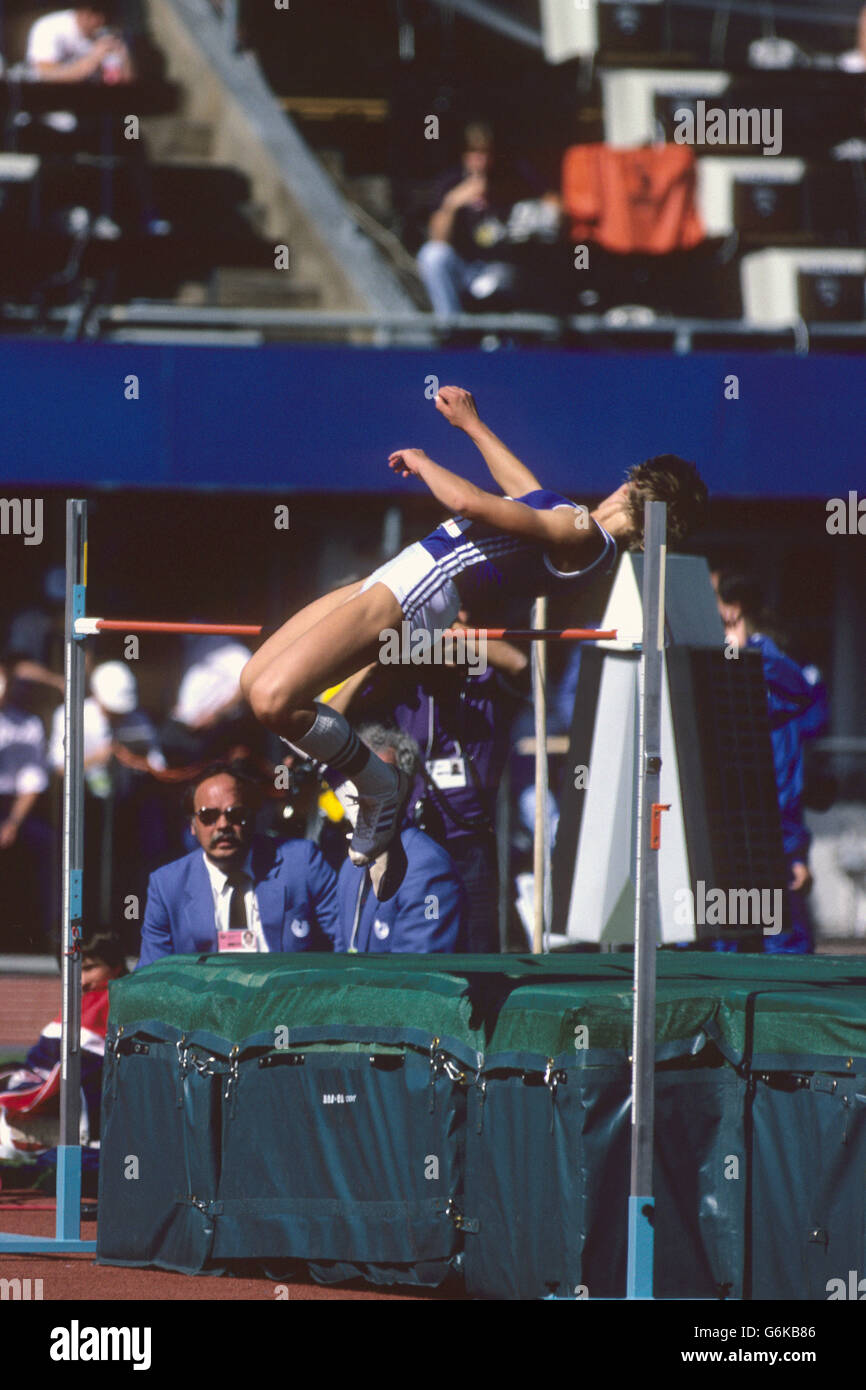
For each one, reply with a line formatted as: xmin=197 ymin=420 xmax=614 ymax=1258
xmin=0 ymin=500 xmax=95 ymax=1252
xmin=531 ymin=596 xmax=548 ymax=953
xmin=57 ymin=498 xmax=87 ymax=1240
xmin=627 ymin=501 xmax=667 ymax=1299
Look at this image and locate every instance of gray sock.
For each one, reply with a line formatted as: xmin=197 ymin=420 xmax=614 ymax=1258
xmin=287 ymin=702 xmax=396 ymax=796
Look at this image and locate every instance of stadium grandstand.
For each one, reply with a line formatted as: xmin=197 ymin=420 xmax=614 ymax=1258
xmin=2 ymin=1 xmax=866 ymax=1322
xmin=0 ymin=0 xmax=864 ymax=349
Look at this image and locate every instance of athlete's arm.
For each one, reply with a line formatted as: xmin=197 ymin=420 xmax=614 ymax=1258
xmin=388 ymin=448 xmax=595 ymax=558
xmin=435 ymin=386 xmax=542 ymax=496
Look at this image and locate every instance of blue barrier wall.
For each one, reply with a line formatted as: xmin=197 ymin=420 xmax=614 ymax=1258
xmin=1 ymin=340 xmax=861 ymax=497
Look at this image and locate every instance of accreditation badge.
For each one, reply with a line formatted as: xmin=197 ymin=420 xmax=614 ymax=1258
xmin=218 ymin=929 xmax=257 ymax=952
xmin=427 ymin=755 xmax=467 ymax=789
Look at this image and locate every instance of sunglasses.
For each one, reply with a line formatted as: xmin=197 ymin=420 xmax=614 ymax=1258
xmin=194 ymin=805 xmax=249 ymax=827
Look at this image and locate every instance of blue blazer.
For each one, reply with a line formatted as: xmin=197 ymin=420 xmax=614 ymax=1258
xmin=335 ymin=827 xmax=466 ymax=953
xmin=138 ymin=836 xmax=338 ymax=967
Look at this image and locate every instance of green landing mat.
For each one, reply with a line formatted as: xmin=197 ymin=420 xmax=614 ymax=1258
xmin=109 ymin=952 xmax=866 ymax=1070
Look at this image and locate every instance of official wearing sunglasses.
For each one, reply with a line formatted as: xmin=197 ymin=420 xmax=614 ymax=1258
xmin=136 ymin=762 xmax=340 ymax=967
xmin=194 ymin=804 xmax=250 ymax=828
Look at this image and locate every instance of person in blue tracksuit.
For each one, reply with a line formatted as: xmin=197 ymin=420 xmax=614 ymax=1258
xmin=332 ymin=726 xmax=466 ymax=952
xmin=717 ymin=575 xmax=829 ymax=953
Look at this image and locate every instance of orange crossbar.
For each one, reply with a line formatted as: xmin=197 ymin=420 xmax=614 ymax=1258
xmin=445 ymin=628 xmax=618 ymax=642
xmin=94 ymin=620 xmax=263 ymax=636
xmin=90 ymin=622 xmax=619 ymax=641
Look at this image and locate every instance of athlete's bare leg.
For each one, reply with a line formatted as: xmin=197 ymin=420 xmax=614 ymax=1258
xmin=240 ymin=579 xmax=364 ymax=700
xmin=243 ymin=581 xmax=402 ymax=742
xmin=243 ymin=580 xmax=408 ymax=863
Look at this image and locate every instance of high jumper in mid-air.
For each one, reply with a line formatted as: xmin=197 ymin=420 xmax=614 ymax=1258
xmin=241 ymin=386 xmax=708 ymax=864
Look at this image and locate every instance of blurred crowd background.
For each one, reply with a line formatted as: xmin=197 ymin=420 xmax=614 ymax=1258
xmin=1 ymin=485 xmax=864 ymax=959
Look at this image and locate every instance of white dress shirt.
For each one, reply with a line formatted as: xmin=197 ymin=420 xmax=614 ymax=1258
xmin=202 ymin=850 xmax=268 ymax=952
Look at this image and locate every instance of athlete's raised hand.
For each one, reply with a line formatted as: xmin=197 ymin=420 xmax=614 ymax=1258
xmin=388 ymin=447 xmax=431 ymax=479
xmin=435 ymin=386 xmax=480 ymax=432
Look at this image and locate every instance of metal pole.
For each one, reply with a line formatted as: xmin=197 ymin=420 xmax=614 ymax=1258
xmin=57 ymin=499 xmax=87 ymax=1238
xmin=532 ymin=597 xmax=547 ymax=954
xmin=496 ymin=760 xmax=511 ymax=952
xmin=0 ymin=500 xmax=95 ymax=1253
xmin=627 ymin=500 xmax=667 ymax=1299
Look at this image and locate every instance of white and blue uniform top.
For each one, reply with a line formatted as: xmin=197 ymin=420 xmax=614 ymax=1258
xmin=418 ymin=488 xmax=618 ymax=613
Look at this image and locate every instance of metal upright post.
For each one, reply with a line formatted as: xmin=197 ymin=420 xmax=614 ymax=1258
xmin=531 ymin=596 xmax=548 ymax=953
xmin=56 ymin=498 xmax=92 ymax=1244
xmin=0 ymin=499 xmax=95 ymax=1252
xmin=627 ymin=500 xmax=666 ymax=1299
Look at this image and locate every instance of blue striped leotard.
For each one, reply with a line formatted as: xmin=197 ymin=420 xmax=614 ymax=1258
xmin=416 ymin=488 xmax=617 ymax=613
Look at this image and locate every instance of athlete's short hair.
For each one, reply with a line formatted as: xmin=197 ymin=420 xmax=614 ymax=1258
xmin=624 ymin=454 xmax=708 ymax=550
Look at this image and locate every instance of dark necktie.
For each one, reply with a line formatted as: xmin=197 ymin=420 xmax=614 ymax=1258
xmin=227 ymin=871 xmax=249 ymax=929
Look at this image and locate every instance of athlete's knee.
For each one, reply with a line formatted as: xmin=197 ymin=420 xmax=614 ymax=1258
xmin=246 ymin=667 xmax=300 ymax=729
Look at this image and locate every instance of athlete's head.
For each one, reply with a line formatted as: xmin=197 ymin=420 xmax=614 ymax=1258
xmin=621 ymin=454 xmax=708 ymax=550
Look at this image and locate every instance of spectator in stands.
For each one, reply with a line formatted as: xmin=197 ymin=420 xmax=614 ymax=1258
xmin=27 ymin=5 xmax=132 ymax=90
xmin=163 ymin=635 xmax=264 ymax=771
xmin=0 ymin=931 xmax=126 ymax=1194
xmin=138 ymin=760 xmax=338 ymax=965
xmin=25 ymin=3 xmax=169 ymax=237
xmin=49 ymin=660 xmax=166 ymax=791
xmin=716 ymin=573 xmax=828 ymax=954
xmin=4 ymin=566 xmax=66 ymax=701
xmin=328 ymin=617 xmax=526 ymax=951
xmin=417 ymin=122 xmax=558 ymax=314
xmin=333 ymin=726 xmax=466 ymax=953
xmin=0 ymin=653 xmax=53 ymax=952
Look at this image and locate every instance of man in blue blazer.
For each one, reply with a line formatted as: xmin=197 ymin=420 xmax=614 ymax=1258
xmin=332 ymin=727 xmax=466 ymax=953
xmin=138 ymin=761 xmax=338 ymax=967
xmin=336 ymin=826 xmax=466 ymax=952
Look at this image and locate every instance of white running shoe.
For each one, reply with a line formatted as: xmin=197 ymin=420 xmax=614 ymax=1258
xmin=347 ymin=769 xmax=410 ymax=866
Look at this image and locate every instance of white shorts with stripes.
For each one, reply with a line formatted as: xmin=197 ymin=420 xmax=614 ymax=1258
xmin=360 ymin=540 xmax=461 ymax=631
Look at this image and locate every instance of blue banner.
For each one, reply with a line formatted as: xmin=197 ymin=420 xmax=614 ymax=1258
xmin=1 ymin=339 xmax=860 ymax=498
